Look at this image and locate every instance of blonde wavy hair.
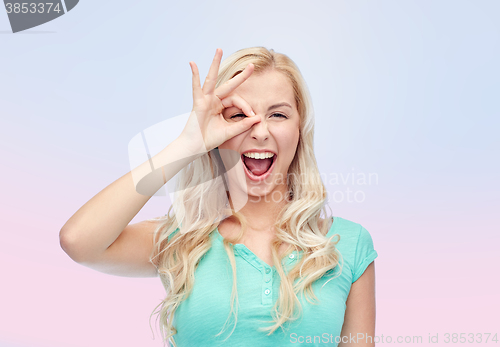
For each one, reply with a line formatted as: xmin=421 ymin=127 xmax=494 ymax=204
xmin=147 ymin=46 xmax=342 ymax=347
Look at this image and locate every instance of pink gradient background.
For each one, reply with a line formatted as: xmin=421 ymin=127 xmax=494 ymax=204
xmin=1 ymin=0 xmax=499 ymax=346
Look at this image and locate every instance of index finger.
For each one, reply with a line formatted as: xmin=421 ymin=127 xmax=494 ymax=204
xmin=215 ymin=63 xmax=255 ymax=99
xmin=202 ymin=48 xmax=223 ymax=95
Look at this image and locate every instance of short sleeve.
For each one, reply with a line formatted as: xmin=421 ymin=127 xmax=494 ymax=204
xmin=167 ymin=227 xmax=180 ymax=243
xmin=352 ymin=225 xmax=378 ymax=283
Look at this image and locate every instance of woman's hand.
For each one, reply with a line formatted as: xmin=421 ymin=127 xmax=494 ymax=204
xmin=179 ymin=48 xmax=261 ymax=153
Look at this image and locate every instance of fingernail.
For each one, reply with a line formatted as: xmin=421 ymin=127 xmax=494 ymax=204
xmin=251 ymin=111 xmax=256 ymax=116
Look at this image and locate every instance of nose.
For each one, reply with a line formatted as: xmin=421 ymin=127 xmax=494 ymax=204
xmin=250 ymin=115 xmax=269 ymax=141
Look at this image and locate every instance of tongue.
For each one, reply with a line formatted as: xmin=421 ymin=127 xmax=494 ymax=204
xmin=243 ymin=157 xmax=273 ymax=176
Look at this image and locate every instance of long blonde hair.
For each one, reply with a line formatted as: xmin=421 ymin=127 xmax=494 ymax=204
xmin=148 ymin=46 xmax=342 ymax=346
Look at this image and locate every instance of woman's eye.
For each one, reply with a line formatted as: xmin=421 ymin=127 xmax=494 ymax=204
xmin=272 ymin=113 xmax=287 ymax=119
xmin=230 ymin=113 xmax=287 ymax=120
xmin=230 ymin=113 xmax=246 ymax=120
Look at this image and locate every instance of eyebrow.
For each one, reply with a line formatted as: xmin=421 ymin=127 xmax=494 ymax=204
xmin=268 ymin=102 xmax=292 ymax=111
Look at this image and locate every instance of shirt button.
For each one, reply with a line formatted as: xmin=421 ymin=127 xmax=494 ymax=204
xmin=264 ymin=289 xmax=271 ymax=295
xmin=265 ymin=268 xmax=271 ymax=274
xmin=289 ymin=254 xmax=295 ymax=259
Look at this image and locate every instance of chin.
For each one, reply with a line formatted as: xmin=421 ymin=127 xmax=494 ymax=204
xmin=247 ymin=185 xmax=275 ymax=199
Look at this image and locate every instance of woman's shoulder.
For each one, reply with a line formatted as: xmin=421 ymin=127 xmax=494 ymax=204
xmin=326 ymin=216 xmax=364 ymax=238
xmin=326 ymin=216 xmax=378 ymax=283
xmin=326 ymin=216 xmax=376 ymax=249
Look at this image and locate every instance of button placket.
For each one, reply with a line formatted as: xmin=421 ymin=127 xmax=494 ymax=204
xmin=262 ymin=265 xmax=274 ymax=305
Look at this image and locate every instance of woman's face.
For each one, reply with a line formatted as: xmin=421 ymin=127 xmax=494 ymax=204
xmin=219 ymin=69 xmax=300 ymax=202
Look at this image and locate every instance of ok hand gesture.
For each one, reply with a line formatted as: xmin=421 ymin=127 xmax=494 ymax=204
xmin=180 ymin=48 xmax=261 ymax=153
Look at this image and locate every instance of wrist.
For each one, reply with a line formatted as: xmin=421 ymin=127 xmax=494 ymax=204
xmin=175 ymin=133 xmax=208 ymax=157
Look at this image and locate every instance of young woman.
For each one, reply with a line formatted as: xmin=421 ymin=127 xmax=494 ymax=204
xmin=60 ymin=47 xmax=378 ymax=347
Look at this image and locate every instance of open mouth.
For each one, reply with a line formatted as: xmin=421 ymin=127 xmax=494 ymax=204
xmin=241 ymin=153 xmax=277 ymax=182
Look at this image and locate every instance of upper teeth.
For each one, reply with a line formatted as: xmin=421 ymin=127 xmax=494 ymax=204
xmin=243 ymin=152 xmax=275 ymax=159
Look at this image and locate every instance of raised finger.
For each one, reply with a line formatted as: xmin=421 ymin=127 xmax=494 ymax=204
xmin=215 ymin=63 xmax=254 ymax=99
xmin=222 ymin=95 xmax=261 ymax=138
xmin=189 ymin=61 xmax=203 ymax=101
xmin=221 ymin=94 xmax=257 ymax=118
xmin=202 ymin=48 xmax=223 ymax=95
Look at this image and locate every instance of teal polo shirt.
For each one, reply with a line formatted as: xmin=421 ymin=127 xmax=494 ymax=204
xmin=164 ymin=216 xmax=378 ymax=346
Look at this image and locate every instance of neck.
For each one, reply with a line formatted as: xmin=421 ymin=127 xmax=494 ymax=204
xmin=227 ymin=183 xmax=290 ymax=233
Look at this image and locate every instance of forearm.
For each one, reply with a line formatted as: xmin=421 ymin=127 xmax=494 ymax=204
xmin=59 ymin=136 xmax=202 ymax=260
